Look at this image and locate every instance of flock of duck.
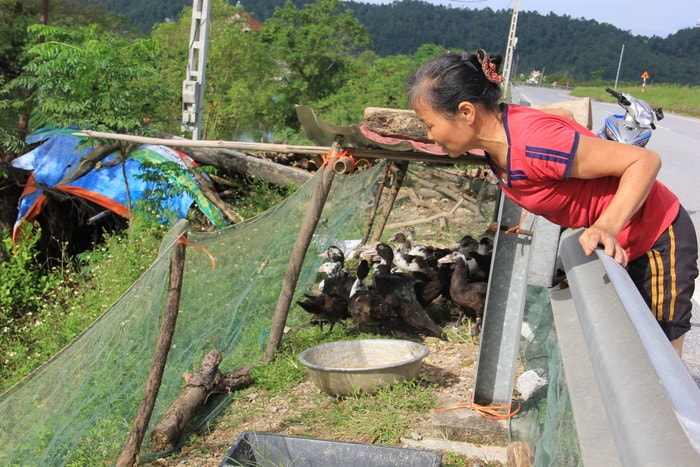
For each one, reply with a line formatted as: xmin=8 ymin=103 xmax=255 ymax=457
xmin=296 ymin=227 xmax=494 ymax=338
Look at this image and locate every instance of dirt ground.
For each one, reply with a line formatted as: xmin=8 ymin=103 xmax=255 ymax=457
xmin=146 ymin=333 xmax=492 ymax=466
xmin=146 ymin=164 xmax=504 ymax=466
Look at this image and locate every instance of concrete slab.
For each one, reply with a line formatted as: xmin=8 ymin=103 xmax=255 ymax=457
xmin=432 ymin=396 xmax=509 ymax=446
xmin=401 ymin=437 xmax=508 ymax=464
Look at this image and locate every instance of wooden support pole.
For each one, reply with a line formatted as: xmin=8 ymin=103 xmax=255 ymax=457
xmin=371 ymin=160 xmax=409 ymax=244
xmin=117 ymin=232 xmax=188 ymax=466
xmin=360 ymin=162 xmax=392 ymax=245
xmin=72 ymin=130 xmax=485 ymax=165
xmin=262 ymin=141 xmax=339 ymax=363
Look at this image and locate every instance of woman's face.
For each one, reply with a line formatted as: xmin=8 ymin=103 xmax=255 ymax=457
xmin=412 ymin=100 xmax=473 ymax=158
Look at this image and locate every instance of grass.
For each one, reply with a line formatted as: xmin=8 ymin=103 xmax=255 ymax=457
xmin=199 ymin=323 xmax=499 ymax=467
xmin=213 ymin=325 xmax=440 ymax=452
xmin=0 ymin=215 xmax=167 ymax=391
xmin=571 ymin=83 xmax=700 ymax=118
xmin=0 ymin=176 xmax=296 ymax=393
xmin=295 ymin=378 xmax=435 ymax=444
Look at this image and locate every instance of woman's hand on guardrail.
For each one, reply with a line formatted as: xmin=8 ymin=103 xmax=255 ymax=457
xmin=579 ymin=225 xmax=628 ymax=267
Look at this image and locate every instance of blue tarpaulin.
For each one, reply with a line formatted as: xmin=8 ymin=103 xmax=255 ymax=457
xmin=11 ymin=128 xmax=226 ymax=241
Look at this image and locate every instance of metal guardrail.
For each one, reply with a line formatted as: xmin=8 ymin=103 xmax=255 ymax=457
xmin=554 ymin=228 xmax=700 ymax=465
xmin=474 ymin=193 xmax=700 ymax=465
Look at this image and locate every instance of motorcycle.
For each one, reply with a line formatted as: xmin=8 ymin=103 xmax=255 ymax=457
xmin=597 ymin=87 xmax=664 ymax=147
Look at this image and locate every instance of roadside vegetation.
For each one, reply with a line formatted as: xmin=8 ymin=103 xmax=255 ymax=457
xmin=571 ymin=84 xmax=700 ymax=118
xmin=0 ymin=179 xmax=292 ymax=392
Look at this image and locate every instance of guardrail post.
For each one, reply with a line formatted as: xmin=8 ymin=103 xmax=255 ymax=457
xmin=473 ymin=194 xmax=560 ymax=405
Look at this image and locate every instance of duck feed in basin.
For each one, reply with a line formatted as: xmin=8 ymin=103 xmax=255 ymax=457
xmin=298 ymin=339 xmax=429 ymax=396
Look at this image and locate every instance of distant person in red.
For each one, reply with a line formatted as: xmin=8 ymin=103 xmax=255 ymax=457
xmin=406 ymin=50 xmax=698 ymax=357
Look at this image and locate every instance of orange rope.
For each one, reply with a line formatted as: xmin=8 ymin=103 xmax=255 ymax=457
xmin=177 ymin=235 xmax=217 ymax=270
xmin=434 ymin=395 xmax=521 ymax=421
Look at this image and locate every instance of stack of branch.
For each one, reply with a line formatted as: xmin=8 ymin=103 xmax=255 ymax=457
xmin=149 ymin=350 xmax=253 ymax=452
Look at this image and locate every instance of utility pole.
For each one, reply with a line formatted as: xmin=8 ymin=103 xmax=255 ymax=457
xmin=182 ymin=0 xmax=211 ymax=140
xmin=502 ymin=0 xmax=520 ymax=101
xmin=614 ymin=44 xmax=625 ymax=90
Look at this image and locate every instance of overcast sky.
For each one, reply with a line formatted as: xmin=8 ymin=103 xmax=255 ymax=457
xmin=359 ymin=0 xmax=699 ymax=38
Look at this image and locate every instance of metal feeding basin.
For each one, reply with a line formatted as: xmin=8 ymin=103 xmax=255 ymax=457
xmin=299 ymin=339 xmax=429 ymax=396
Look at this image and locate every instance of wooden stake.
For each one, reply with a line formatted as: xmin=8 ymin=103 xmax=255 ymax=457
xmin=371 ymin=160 xmax=409 ymax=244
xmin=262 ymin=140 xmax=340 ymax=363
xmin=116 ymin=232 xmax=187 ymax=466
xmin=360 ymin=162 xmax=392 ymax=245
xmin=74 ymin=130 xmax=331 ymax=155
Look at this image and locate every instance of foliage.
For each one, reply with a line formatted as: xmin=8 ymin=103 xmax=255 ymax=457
xmin=149 ymin=0 xmax=373 ymax=139
xmin=0 ymin=77 xmax=26 ymax=154
xmin=104 ymin=0 xmax=700 ymax=85
xmin=234 ymin=177 xmax=297 ymax=219
xmin=0 ymin=211 xmax=166 ymax=391
xmin=0 ymin=224 xmax=72 ymax=389
xmin=0 ymin=0 xmax=136 ymax=136
xmin=6 ymin=24 xmax=176 ymax=135
xmin=103 ymin=0 xmax=192 ymax=33
xmin=259 ymin=0 xmax=372 ymax=130
xmin=192 ymin=0 xmax=285 ymax=140
xmin=311 ymin=45 xmax=447 ymax=126
xmin=134 ymin=159 xmax=189 ymax=225
xmin=0 ymin=225 xmax=57 ymax=319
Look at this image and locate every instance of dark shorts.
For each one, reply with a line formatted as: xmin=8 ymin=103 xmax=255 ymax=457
xmin=626 ymin=205 xmax=698 ymax=340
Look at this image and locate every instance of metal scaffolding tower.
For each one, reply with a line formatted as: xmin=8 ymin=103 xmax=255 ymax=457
xmin=502 ymin=0 xmax=519 ymax=101
xmin=182 ymin=0 xmax=211 ymax=140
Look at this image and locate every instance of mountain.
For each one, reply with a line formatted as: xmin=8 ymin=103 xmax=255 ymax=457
xmin=104 ymin=0 xmax=191 ymax=31
xmin=103 ymin=0 xmax=699 ymax=85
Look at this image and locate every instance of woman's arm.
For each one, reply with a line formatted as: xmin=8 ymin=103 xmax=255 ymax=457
xmin=570 ymin=135 xmax=662 ymax=266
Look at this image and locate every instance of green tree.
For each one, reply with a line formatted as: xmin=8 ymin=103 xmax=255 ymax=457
xmin=0 ymin=77 xmax=26 ymax=154
xmin=1 ymin=0 xmax=135 ymax=140
xmin=147 ymin=5 xmax=197 ymax=136
xmin=311 ymin=45 xmax=448 ymax=127
xmin=260 ymin=0 xmax=372 ymax=130
xmin=149 ymin=0 xmax=281 ymax=140
xmin=156 ymin=0 xmax=374 ymax=140
xmin=6 ymin=24 xmax=175 ymax=135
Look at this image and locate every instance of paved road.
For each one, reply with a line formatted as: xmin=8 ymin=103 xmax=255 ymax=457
xmin=513 ymin=85 xmax=700 ymax=384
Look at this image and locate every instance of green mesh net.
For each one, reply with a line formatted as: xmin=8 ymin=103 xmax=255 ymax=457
xmin=0 ymin=156 xmax=578 ymax=465
xmin=510 ymin=285 xmax=582 ymax=466
xmin=0 ymin=161 xmax=387 ymax=464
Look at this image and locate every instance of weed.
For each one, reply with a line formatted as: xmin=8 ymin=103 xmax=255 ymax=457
xmin=234 ymin=176 xmax=297 ymax=219
xmin=250 ymin=326 xmax=368 ymax=392
xmin=215 ymin=324 xmax=439 ymax=452
xmin=297 ymin=379 xmax=436 ymax=445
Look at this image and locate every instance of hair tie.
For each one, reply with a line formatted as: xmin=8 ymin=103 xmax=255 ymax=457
xmin=476 ymin=49 xmax=504 ymax=84
xmin=461 ymin=51 xmax=479 ymax=72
